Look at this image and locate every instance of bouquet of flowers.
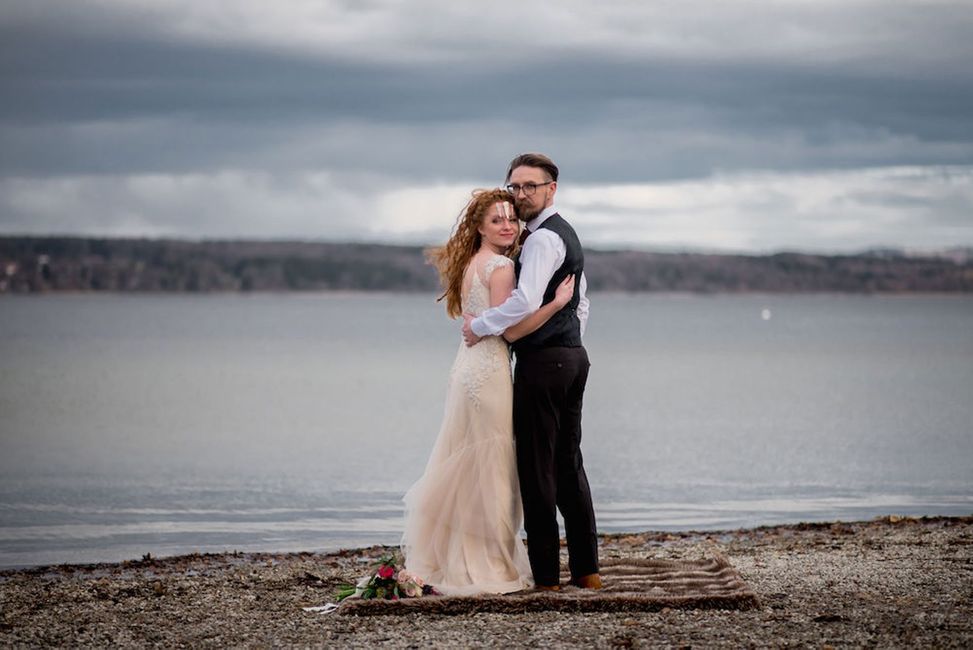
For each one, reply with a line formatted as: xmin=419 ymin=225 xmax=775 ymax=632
xmin=336 ymin=554 xmax=439 ymax=601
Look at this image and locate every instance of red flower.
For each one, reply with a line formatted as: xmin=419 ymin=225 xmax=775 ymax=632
xmin=377 ymin=564 xmax=394 ymax=580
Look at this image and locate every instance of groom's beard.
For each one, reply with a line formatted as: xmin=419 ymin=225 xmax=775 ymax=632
xmin=515 ymin=201 xmax=541 ymax=222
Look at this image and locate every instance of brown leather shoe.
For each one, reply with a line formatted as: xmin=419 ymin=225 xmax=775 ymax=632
xmin=535 ymin=584 xmax=561 ymax=592
xmin=571 ymin=573 xmax=602 ymax=589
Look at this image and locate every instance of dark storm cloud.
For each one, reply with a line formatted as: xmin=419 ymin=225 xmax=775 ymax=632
xmin=2 ymin=9 xmax=972 ymax=183
xmin=0 ymin=26 xmax=402 ymax=124
xmin=0 ymin=1 xmax=971 ymax=250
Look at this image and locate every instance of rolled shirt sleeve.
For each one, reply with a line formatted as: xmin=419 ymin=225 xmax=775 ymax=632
xmin=577 ymin=271 xmax=589 ymax=337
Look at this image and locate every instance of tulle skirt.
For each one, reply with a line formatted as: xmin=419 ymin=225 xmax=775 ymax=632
xmin=401 ymin=339 xmax=533 ymax=595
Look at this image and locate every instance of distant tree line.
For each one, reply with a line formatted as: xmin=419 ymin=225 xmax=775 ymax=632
xmin=1 ymin=236 xmax=970 ymax=294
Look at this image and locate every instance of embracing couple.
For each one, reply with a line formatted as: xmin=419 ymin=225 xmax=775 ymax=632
xmin=401 ymin=153 xmax=600 ymax=595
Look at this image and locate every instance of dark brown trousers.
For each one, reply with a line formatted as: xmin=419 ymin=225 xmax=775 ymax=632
xmin=513 ymin=345 xmax=598 ymax=586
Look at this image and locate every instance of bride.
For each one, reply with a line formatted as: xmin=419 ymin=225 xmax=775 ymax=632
xmin=401 ymin=188 xmax=575 ymax=595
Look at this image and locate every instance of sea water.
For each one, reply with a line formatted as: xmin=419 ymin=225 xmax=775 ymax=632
xmin=1 ymin=293 xmax=970 ymax=568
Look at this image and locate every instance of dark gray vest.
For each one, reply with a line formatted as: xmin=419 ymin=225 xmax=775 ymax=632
xmin=512 ymin=213 xmax=584 ymax=353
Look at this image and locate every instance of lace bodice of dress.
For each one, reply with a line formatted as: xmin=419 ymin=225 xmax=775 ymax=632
xmin=453 ymin=253 xmax=513 ymax=410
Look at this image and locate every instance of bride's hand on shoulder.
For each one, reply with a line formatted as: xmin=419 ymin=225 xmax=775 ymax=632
xmin=553 ymin=274 xmax=575 ymax=308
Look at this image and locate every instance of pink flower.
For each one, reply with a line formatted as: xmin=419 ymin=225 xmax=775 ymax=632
xmin=396 ymin=570 xmax=424 ymax=598
xmin=397 ymin=570 xmax=422 ymax=586
xmin=377 ymin=564 xmax=394 ymax=580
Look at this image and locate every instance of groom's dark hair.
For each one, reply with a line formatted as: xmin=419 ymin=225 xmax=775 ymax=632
xmin=506 ymin=153 xmax=559 ymax=184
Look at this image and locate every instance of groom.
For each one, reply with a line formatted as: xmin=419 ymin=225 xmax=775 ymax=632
xmin=462 ymin=153 xmax=600 ymax=591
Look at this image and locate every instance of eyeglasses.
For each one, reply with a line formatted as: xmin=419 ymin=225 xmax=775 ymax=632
xmin=505 ymin=181 xmax=553 ymax=197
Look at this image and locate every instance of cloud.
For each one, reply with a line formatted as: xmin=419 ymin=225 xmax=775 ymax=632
xmin=565 ymin=166 xmax=973 ymax=252
xmin=2 ymin=166 xmax=969 ymax=253
xmin=0 ymin=169 xmax=483 ymax=243
xmin=8 ymin=1 xmax=971 ymax=71
xmin=0 ymin=1 xmax=971 ymax=249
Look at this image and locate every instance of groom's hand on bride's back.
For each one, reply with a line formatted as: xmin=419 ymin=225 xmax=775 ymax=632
xmin=462 ymin=313 xmax=482 ymax=347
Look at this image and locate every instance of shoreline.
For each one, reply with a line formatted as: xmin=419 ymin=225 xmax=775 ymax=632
xmin=4 ymin=511 xmax=969 ymax=574
xmin=1 ymin=515 xmax=970 ymax=646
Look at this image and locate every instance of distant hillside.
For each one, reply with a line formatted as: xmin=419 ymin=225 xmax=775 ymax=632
xmin=1 ymin=236 xmax=971 ymax=294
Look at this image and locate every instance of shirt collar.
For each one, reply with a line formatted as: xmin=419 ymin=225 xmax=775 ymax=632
xmin=526 ymin=205 xmax=558 ymax=232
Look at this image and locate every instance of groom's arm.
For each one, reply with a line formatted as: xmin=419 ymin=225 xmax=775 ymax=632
xmin=470 ymin=231 xmax=563 ymax=337
xmin=578 ymin=271 xmax=589 ymax=337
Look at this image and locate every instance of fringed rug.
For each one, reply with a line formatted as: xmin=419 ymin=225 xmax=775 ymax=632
xmin=337 ymin=554 xmax=758 ymax=616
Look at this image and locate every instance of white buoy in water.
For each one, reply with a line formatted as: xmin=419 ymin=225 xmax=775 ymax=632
xmin=761 ymin=308 xmax=772 ymax=321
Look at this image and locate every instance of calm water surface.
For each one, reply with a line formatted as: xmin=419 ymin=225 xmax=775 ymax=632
xmin=1 ymin=293 xmax=971 ymax=568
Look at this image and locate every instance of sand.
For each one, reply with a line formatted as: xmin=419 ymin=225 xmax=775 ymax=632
xmin=1 ymin=515 xmax=970 ymax=647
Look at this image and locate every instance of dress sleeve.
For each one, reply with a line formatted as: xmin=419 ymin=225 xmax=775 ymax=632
xmin=482 ymin=254 xmax=513 ymax=281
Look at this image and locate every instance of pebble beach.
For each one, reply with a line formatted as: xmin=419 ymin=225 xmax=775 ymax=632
xmin=1 ymin=515 xmax=970 ymax=647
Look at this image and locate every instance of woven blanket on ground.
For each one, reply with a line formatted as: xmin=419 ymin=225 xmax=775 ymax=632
xmin=338 ymin=554 xmax=759 ymax=616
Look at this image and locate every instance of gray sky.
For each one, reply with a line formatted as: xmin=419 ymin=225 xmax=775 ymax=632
xmin=1 ymin=1 xmax=971 ymax=252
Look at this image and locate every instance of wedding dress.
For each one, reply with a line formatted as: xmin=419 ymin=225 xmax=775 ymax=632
xmin=401 ymin=253 xmax=533 ymax=595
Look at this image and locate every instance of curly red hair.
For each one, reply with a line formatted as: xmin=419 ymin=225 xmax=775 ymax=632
xmin=427 ymin=188 xmax=519 ymax=318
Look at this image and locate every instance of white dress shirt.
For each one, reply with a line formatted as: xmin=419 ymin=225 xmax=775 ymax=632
xmin=471 ymin=205 xmax=590 ymax=338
